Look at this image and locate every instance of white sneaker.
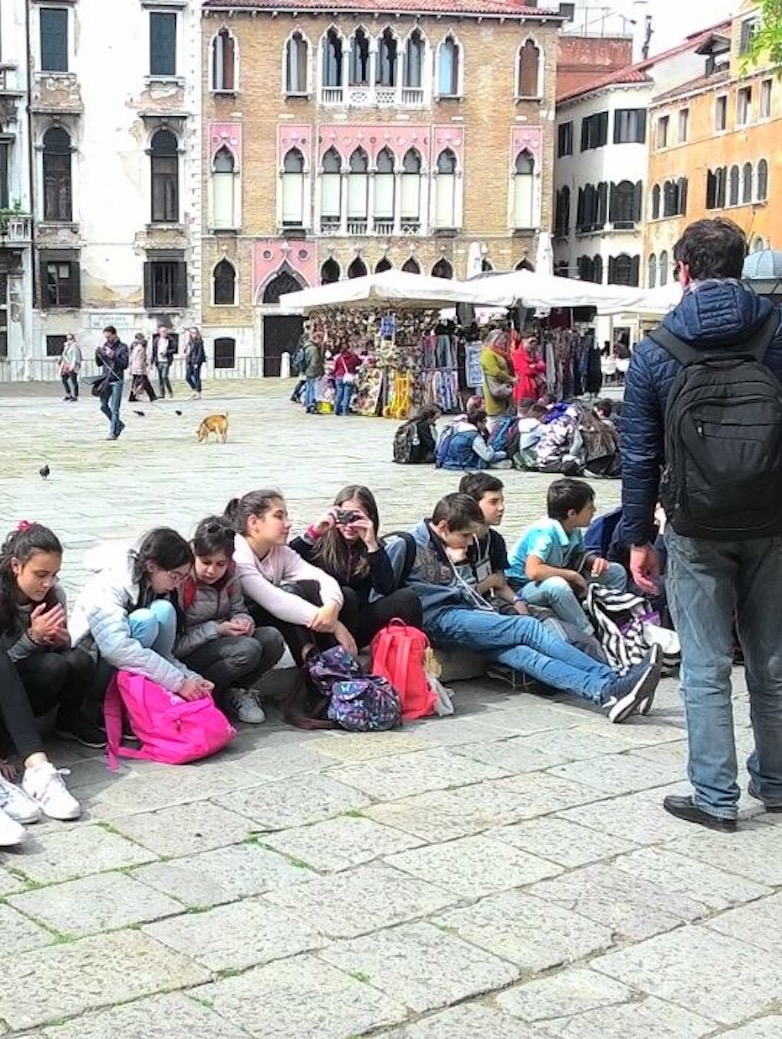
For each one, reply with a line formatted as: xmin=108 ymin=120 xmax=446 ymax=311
xmin=0 ymin=774 xmax=42 ymax=824
xmin=0 ymin=806 xmax=26 ymax=847
xmin=22 ymin=763 xmax=81 ymax=821
xmin=226 ymin=688 xmax=266 ymax=724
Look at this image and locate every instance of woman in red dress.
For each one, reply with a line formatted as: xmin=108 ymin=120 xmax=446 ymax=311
xmin=511 ymin=336 xmax=546 ymax=405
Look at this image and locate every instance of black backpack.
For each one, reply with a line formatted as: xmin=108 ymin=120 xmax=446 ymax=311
xmin=392 ymin=422 xmax=418 ymax=464
xmin=650 ymin=311 xmax=782 ymax=540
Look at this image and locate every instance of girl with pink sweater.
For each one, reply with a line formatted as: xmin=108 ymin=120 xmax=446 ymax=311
xmin=226 ymin=490 xmax=355 ymax=664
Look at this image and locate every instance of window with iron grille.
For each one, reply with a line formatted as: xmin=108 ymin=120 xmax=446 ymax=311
xmin=214 ymin=337 xmax=236 ymax=369
xmin=41 ymin=257 xmax=80 ymax=308
xmin=46 ymin=334 xmax=67 ymax=357
xmin=144 ymin=259 xmax=187 ymax=309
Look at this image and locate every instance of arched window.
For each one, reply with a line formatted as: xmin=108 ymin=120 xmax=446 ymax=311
xmin=349 ymin=28 xmax=370 ymax=85
xmin=285 ymin=31 xmax=308 ymax=95
xmin=212 ymin=146 xmax=236 ymax=229
xmin=282 ymin=148 xmax=305 ymax=227
xmin=481 ymin=258 xmax=494 ymax=272
xmin=405 ymin=29 xmax=424 ymax=89
xmin=648 ymin=253 xmax=657 ymax=289
xmin=437 ymin=36 xmax=460 ymax=97
xmin=555 ymin=185 xmax=570 ymax=236
xmin=322 ymin=29 xmax=343 ymax=88
xmin=150 ymin=129 xmax=179 ymax=223
xmin=610 ymin=179 xmax=638 ymax=226
xmin=212 ymin=28 xmax=236 ymax=91
xmin=517 ymin=259 xmax=535 ymax=272
xmin=432 ymin=258 xmax=453 ymax=279
xmin=213 ymin=259 xmax=236 ymax=305
xmin=676 ymin=176 xmax=688 ymax=216
xmin=42 ymin=126 xmax=72 ymax=222
xmin=347 ymin=148 xmax=368 ymax=230
xmin=512 ymin=150 xmax=535 ymax=229
xmin=374 ymin=147 xmax=395 ymax=229
xmin=434 ymin=148 xmax=457 ymax=228
xmin=348 ymin=256 xmax=367 ymax=278
xmin=375 ymin=256 xmax=392 ymax=272
xmin=757 ymin=158 xmax=768 ymax=201
xmin=402 ymin=256 xmax=420 ymax=274
xmin=593 ymin=255 xmax=603 ymax=284
xmin=262 ymin=268 xmax=303 ymax=304
xmin=742 ymin=162 xmax=753 ymax=204
xmin=517 ymin=39 xmax=541 ymax=98
xmin=659 ymin=249 xmax=669 ymax=286
xmin=401 ymin=148 xmax=422 ymax=229
xmin=608 ymin=253 xmax=639 ymax=287
xmin=377 ymin=28 xmax=397 ymax=86
xmin=729 ymin=164 xmax=740 ymax=206
xmin=752 ymin=236 xmax=766 ymax=253
xmin=651 ymin=184 xmax=661 ymax=220
xmin=320 ymin=258 xmax=340 ymax=284
xmin=320 ymin=147 xmax=342 ymax=230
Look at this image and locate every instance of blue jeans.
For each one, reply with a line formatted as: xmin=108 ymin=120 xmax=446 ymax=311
xmin=521 ymin=563 xmax=627 ymax=635
xmin=304 ymin=376 xmax=318 ymax=411
xmin=128 ymin=600 xmax=177 ymax=658
xmin=186 ymin=365 xmax=202 ymax=393
xmin=667 ymin=530 xmax=782 ymax=819
xmin=428 ymin=607 xmax=616 ymax=704
xmin=334 ymin=379 xmax=354 ymax=415
xmin=99 ymin=380 xmax=124 ymax=437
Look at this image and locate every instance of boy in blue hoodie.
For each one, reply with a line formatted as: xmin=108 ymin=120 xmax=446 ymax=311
xmin=385 ymin=493 xmax=660 ymax=723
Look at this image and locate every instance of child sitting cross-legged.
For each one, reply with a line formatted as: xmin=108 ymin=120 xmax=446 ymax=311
xmin=175 ymin=517 xmax=285 ymax=724
xmin=386 ymin=492 xmax=659 ymax=723
xmin=507 ymin=478 xmax=628 ymax=636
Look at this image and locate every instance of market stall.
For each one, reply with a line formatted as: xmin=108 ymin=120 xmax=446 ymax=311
xmin=279 ymin=271 xmax=490 ymax=417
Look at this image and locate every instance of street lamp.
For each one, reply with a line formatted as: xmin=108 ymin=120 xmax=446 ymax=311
xmin=742 ymin=250 xmax=782 ymax=304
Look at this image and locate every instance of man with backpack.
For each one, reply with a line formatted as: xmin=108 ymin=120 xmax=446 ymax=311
xmin=622 ymin=218 xmax=782 ymax=832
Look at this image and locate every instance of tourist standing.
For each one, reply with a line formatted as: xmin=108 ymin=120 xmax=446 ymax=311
xmin=480 ymin=329 xmax=515 ymax=427
xmin=95 ymin=326 xmax=128 ymax=441
xmin=152 ymin=325 xmax=176 ymax=398
xmin=622 ymin=218 xmax=782 ymax=831
xmin=185 ymin=327 xmax=206 ymax=400
xmin=302 ymin=332 xmax=324 ymax=415
xmin=333 ymin=344 xmax=360 ymax=415
xmin=58 ymin=333 xmax=82 ymax=402
xmin=128 ymin=333 xmax=158 ymax=403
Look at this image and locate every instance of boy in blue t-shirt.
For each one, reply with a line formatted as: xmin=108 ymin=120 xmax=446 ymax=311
xmin=507 ymin=478 xmax=628 ymax=634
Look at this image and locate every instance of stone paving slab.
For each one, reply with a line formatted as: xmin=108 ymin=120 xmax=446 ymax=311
xmin=532 ymin=994 xmax=716 ymax=1039
xmin=319 ymin=921 xmax=519 ymax=1013
xmin=332 ymin=748 xmax=510 ymax=801
xmin=488 ymin=815 xmax=638 ymax=868
xmin=213 ymin=772 xmax=371 ymax=830
xmin=107 ymin=800 xmax=255 ymax=857
xmin=260 ymin=814 xmax=424 ymax=872
xmin=7 ymin=871 xmax=184 ymax=938
xmin=0 ymin=930 xmax=209 ymax=1030
xmin=144 ymin=899 xmax=327 ymax=971
xmin=266 ymin=862 xmax=460 ymax=939
xmin=127 ymin=840 xmax=315 ymax=908
xmin=704 ymin=891 xmax=782 ymax=953
xmin=497 ymin=966 xmax=636 ymax=1024
xmin=0 ymin=904 xmax=57 ymax=956
xmin=39 ymin=992 xmax=253 ymax=1039
xmin=386 ymin=834 xmax=561 ymax=897
xmin=382 ymin=1003 xmax=545 ymax=1039
xmin=434 ymin=890 xmax=615 ymax=971
xmin=7 ymin=824 xmax=157 ymax=885
xmin=197 ymin=953 xmax=408 ymax=1039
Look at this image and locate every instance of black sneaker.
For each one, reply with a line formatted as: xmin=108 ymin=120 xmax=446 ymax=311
xmin=603 ymin=659 xmax=661 ymax=724
xmin=54 ymin=716 xmax=108 ymax=749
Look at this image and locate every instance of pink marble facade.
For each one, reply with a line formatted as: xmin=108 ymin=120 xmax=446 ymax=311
xmin=209 ymin=122 xmax=242 ymax=164
xmin=285 ymin=125 xmax=466 ymax=169
xmin=253 ymin=239 xmax=318 ymax=299
xmin=510 ymin=125 xmax=543 ymax=167
xmin=278 ymin=124 xmax=313 ymax=169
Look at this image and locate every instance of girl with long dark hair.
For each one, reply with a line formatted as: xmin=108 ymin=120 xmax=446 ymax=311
xmin=291 ymin=485 xmax=422 ymax=648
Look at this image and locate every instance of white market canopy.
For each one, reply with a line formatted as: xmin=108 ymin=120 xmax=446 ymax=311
xmin=278 ymin=269 xmax=493 ymax=312
xmin=464 ymin=270 xmax=652 ymax=316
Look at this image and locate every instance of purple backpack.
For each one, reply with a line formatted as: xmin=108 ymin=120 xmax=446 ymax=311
xmin=306 ymin=646 xmax=402 ymax=732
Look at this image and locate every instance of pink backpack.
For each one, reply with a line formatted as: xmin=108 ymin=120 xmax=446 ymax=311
xmin=370 ymin=619 xmax=438 ymax=722
xmin=104 ymin=671 xmax=236 ymax=769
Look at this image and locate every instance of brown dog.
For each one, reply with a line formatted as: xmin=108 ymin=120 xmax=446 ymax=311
xmin=197 ymin=413 xmax=229 ymax=444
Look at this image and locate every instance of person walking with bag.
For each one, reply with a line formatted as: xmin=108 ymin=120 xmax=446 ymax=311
xmin=622 ymin=218 xmax=782 ymax=832
xmin=128 ymin=333 xmax=158 ymax=403
xmin=185 ymin=327 xmax=206 ymax=400
xmin=152 ymin=325 xmax=176 ymax=399
xmin=95 ymin=325 xmax=129 ymax=440
xmin=480 ymin=329 xmax=516 ymax=428
xmin=59 ymin=334 xmax=82 ymax=402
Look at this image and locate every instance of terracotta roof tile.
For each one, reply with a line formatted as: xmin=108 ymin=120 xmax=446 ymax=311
xmin=203 ymin=0 xmax=561 ymax=15
xmin=557 ymin=18 xmax=731 ymax=105
xmin=652 ymin=66 xmax=730 ymax=105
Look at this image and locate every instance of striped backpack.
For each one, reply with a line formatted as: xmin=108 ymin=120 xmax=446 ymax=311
xmin=584 ymin=585 xmax=680 ymax=675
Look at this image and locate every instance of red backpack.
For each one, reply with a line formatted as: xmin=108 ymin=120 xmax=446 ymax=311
xmin=370 ymin=619 xmax=438 ymax=721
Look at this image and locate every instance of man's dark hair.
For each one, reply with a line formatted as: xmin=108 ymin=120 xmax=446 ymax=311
xmin=594 ymin=398 xmax=613 ymax=417
xmin=673 ymin=218 xmax=747 ymax=282
xmin=547 ymin=478 xmax=595 ymax=521
xmin=432 ymin=493 xmax=483 ymax=530
xmin=103 ymin=325 xmax=117 ymax=335
xmin=459 ymin=473 xmax=504 ymax=501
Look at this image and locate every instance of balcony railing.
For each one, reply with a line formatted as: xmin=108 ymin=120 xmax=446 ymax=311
xmin=320 ymin=83 xmax=426 ymax=107
xmin=321 ymin=86 xmax=343 ymax=104
xmin=373 ymin=220 xmax=395 ymax=236
xmin=346 ymin=219 xmax=368 ymax=235
xmin=0 ymin=214 xmax=32 ymax=243
xmin=319 ymin=217 xmax=341 ymax=235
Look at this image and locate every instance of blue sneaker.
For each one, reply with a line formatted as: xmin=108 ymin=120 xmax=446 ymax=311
xmin=603 ymin=654 xmax=661 ymax=724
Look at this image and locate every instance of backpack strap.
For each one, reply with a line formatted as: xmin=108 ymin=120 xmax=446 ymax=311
xmin=649 ymin=311 xmax=780 ymax=366
xmin=383 ymin=532 xmax=418 ymax=587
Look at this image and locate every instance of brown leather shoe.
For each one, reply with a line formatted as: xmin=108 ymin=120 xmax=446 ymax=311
xmin=663 ymin=795 xmax=737 ymax=832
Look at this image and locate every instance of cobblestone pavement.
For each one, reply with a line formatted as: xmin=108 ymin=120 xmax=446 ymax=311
xmin=0 ymin=381 xmax=779 ymax=1038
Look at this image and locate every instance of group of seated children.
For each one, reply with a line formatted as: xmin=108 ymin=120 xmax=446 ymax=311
xmin=0 ymin=476 xmax=661 ymax=847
